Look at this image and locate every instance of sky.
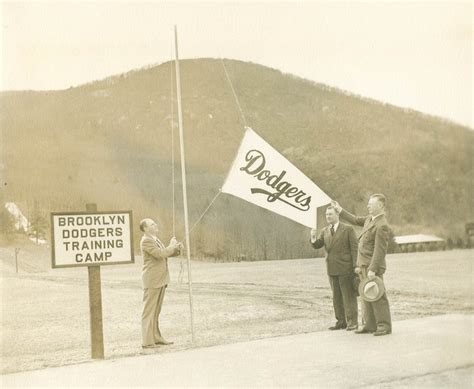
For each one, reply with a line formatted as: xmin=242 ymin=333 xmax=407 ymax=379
xmin=1 ymin=1 xmax=472 ymax=127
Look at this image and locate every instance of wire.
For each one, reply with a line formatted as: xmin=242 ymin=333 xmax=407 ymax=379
xmin=189 ymin=190 xmax=221 ymax=236
xmin=172 ymin=56 xmax=248 ymax=278
xmin=220 ymin=58 xmax=248 ymax=128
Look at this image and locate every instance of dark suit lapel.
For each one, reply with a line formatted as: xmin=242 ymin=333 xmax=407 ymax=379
xmin=358 ymin=217 xmax=375 ymax=239
xmin=328 ymin=224 xmax=344 ymax=250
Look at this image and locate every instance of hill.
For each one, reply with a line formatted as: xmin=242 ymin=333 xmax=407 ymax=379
xmin=1 ymin=58 xmax=472 ymax=260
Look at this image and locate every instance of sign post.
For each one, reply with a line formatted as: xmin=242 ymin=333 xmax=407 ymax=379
xmin=14 ymin=248 xmax=20 ymax=273
xmin=50 ymin=205 xmax=134 ymax=359
xmin=86 ymin=203 xmax=104 ymax=359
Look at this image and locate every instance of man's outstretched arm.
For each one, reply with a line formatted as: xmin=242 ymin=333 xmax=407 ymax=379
xmin=331 ymin=200 xmax=366 ymax=227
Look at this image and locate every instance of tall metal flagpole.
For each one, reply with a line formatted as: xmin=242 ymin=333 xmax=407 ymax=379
xmin=174 ymin=25 xmax=195 ymax=342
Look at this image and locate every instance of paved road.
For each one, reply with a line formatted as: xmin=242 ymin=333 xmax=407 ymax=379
xmin=2 ymin=314 xmax=473 ymax=387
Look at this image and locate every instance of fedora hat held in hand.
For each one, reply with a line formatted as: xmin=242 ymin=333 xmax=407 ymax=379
xmin=358 ymin=268 xmax=385 ymax=302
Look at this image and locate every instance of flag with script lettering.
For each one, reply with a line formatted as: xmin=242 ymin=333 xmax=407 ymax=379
xmin=221 ymin=127 xmax=331 ymax=229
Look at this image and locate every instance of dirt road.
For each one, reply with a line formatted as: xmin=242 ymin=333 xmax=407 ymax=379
xmin=1 ymin=248 xmax=473 ymax=375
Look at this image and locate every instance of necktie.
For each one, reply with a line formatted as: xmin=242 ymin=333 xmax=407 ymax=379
xmin=330 ymin=225 xmax=335 ymax=236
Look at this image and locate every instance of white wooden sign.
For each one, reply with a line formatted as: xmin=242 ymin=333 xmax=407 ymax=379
xmin=51 ymin=211 xmax=134 ymax=268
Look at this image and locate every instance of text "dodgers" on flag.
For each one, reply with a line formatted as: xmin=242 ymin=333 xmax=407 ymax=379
xmin=221 ymin=127 xmax=331 ymax=229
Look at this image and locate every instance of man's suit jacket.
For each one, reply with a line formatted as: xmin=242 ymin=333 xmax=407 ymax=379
xmin=339 ymin=210 xmax=390 ymax=275
xmin=311 ymin=223 xmax=358 ymax=276
xmin=141 ymin=234 xmax=180 ymax=289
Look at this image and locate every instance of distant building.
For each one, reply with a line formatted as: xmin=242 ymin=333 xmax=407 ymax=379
xmin=394 ymin=234 xmax=445 ymax=252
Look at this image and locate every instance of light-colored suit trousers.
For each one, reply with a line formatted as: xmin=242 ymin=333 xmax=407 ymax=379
xmin=141 ymin=286 xmax=166 ymax=346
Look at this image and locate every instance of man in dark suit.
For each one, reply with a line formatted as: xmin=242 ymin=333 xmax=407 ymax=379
xmin=332 ymin=194 xmax=392 ymax=336
xmin=310 ymin=206 xmax=359 ymax=331
xmin=140 ymin=218 xmax=182 ymax=349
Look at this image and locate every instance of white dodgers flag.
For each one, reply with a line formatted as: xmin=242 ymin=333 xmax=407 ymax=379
xmin=222 ymin=127 xmax=331 ymax=229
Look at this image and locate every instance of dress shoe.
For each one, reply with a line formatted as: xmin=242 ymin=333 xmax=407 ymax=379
xmin=354 ymin=328 xmax=374 ymax=334
xmin=373 ymin=329 xmax=391 ymax=336
xmin=328 ymin=324 xmax=347 ymax=330
xmin=155 ymin=339 xmax=174 ymax=345
xmin=346 ymin=324 xmax=358 ymax=331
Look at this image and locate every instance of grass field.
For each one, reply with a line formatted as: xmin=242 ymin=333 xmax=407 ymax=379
xmin=1 ymin=244 xmax=472 ymax=374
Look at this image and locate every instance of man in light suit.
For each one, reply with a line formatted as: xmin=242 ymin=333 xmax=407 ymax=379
xmin=332 ymin=194 xmax=392 ymax=336
xmin=140 ymin=218 xmax=182 ymax=349
xmin=310 ymin=206 xmax=359 ymax=331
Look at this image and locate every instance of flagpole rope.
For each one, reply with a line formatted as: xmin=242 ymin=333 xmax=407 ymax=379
xmin=177 ymin=189 xmax=221 ymax=282
xmin=184 ymin=189 xmax=222 ymax=242
xmin=176 ymin=58 xmax=246 ymax=252
xmin=220 ymin=58 xmax=248 ymax=128
xmin=174 ymin=57 xmax=246 ymax=270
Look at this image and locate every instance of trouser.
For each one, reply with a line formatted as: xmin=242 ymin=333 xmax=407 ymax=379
xmin=141 ymin=286 xmax=167 ymax=346
xmin=329 ymin=274 xmax=358 ymax=327
xmin=360 ymin=271 xmax=392 ymax=332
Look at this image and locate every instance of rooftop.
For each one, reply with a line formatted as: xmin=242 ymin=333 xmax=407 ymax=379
xmin=394 ymin=234 xmax=445 ymax=245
